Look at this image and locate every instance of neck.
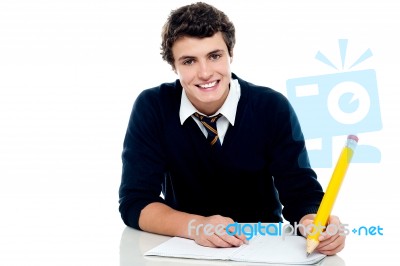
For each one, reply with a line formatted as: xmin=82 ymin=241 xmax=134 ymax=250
xmin=196 ymin=104 xmax=221 ymax=116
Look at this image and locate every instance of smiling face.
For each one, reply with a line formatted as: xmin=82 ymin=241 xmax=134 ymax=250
xmin=172 ymin=32 xmax=232 ymax=115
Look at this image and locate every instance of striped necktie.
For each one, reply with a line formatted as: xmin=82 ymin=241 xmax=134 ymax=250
xmin=194 ymin=112 xmax=223 ymax=146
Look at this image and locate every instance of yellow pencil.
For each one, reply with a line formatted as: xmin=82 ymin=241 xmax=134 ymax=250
xmin=306 ymin=135 xmax=358 ymax=256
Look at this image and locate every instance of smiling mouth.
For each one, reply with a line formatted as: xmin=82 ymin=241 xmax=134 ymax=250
xmin=196 ymin=80 xmax=219 ymax=89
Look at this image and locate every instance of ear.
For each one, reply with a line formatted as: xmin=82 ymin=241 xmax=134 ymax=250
xmin=229 ymin=50 xmax=234 ymax=63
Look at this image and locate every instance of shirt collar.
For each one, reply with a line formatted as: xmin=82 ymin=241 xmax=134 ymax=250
xmin=179 ymin=78 xmax=241 ymax=125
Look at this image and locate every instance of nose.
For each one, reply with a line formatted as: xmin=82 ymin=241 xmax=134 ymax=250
xmin=197 ymin=60 xmax=212 ymax=80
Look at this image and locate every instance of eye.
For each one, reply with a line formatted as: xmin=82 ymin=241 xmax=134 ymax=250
xmin=210 ymin=53 xmax=222 ymax=61
xmin=183 ymin=58 xmax=195 ymax=65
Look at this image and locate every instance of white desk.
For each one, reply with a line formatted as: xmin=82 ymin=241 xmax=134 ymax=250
xmin=119 ymin=226 xmax=346 ymax=266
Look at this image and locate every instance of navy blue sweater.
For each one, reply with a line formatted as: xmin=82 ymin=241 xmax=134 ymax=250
xmin=119 ymin=74 xmax=324 ymax=229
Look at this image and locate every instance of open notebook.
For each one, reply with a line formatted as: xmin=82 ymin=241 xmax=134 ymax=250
xmin=145 ymin=234 xmax=326 ymax=265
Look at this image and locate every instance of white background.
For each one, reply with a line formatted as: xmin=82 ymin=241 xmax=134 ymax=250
xmin=1 ymin=0 xmax=399 ymax=265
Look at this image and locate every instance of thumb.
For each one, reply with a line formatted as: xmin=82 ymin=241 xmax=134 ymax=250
xmin=299 ymin=219 xmax=314 ymax=237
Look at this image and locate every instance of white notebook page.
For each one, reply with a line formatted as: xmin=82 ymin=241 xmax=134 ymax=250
xmin=145 ymin=235 xmax=326 ymax=264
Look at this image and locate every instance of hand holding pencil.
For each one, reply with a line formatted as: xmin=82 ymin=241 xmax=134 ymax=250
xmin=301 ymin=214 xmax=345 ymax=256
xmin=304 ymin=135 xmax=358 ymax=256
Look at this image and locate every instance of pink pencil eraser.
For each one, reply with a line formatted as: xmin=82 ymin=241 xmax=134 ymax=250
xmin=347 ymin=135 xmax=359 ymax=143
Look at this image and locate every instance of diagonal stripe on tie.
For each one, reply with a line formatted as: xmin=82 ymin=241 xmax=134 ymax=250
xmin=194 ymin=112 xmax=223 ymax=146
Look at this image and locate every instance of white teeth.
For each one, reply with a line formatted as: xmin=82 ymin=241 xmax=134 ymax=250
xmin=199 ymin=81 xmax=217 ymax=88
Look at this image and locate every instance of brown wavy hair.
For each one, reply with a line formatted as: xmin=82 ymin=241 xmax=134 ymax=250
xmin=161 ymin=2 xmax=235 ymax=69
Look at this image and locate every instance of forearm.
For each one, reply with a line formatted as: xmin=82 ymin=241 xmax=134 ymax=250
xmin=138 ymin=202 xmax=203 ymax=239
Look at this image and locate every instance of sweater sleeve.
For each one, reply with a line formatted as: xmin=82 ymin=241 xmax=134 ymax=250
xmin=118 ymin=89 xmax=166 ymax=229
xmin=268 ymin=94 xmax=324 ymax=224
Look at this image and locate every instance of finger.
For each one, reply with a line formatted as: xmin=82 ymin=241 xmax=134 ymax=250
xmin=318 ymin=228 xmax=334 ymax=241
xmin=318 ymin=241 xmax=345 ymax=256
xmin=319 ymin=216 xmax=342 ymax=241
xmin=223 ymin=223 xmax=247 ymax=242
xmin=217 ymin=230 xmax=246 ymax=246
xmin=317 ymin=234 xmax=345 ymax=253
xmin=318 ymin=232 xmax=339 ymax=247
xmin=216 ymin=225 xmax=247 ymax=246
xmin=328 ymin=215 xmax=340 ymax=224
xmin=226 ymin=227 xmax=248 ymax=243
xmin=235 ymin=233 xmax=249 ymax=244
xmin=208 ymin=233 xmax=234 ymax=248
xmin=299 ymin=219 xmax=314 ymax=236
xmin=301 ymin=219 xmax=313 ymax=227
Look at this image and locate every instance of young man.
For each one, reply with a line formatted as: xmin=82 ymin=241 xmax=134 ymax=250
xmin=119 ymin=2 xmax=345 ymax=255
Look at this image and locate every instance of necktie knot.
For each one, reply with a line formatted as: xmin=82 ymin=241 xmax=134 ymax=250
xmin=194 ymin=112 xmax=223 ymax=146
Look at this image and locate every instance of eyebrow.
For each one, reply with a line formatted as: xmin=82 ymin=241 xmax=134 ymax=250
xmin=177 ymin=49 xmax=224 ymax=62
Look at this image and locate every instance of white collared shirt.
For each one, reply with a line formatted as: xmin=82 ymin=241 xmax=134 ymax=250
xmin=179 ymin=79 xmax=241 ymax=144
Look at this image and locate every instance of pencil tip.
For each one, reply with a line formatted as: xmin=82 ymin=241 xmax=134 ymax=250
xmin=306 ymin=252 xmax=310 ymax=257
